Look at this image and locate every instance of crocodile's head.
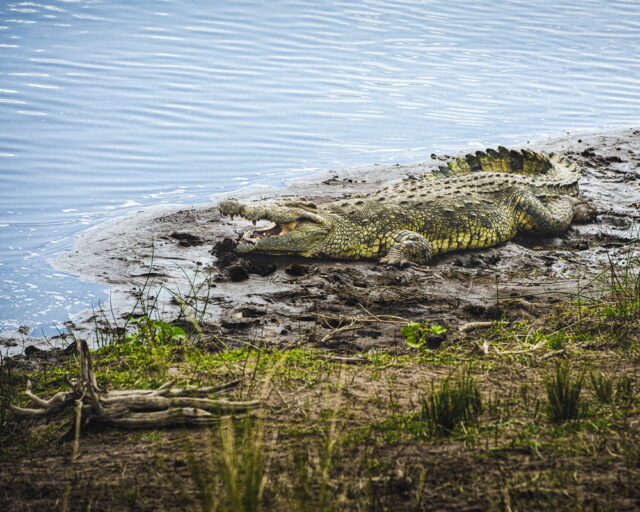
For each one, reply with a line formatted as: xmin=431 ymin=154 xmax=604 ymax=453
xmin=218 ymin=200 xmax=335 ymax=257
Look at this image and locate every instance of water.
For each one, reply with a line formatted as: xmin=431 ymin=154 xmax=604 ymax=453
xmin=1 ymin=0 xmax=640 ymax=334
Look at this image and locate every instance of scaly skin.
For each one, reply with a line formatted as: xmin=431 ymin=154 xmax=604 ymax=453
xmin=218 ymin=148 xmax=593 ymax=266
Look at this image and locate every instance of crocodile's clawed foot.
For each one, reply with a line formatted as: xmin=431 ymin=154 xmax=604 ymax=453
xmin=380 ymin=233 xmax=432 ymax=267
xmin=379 ymin=255 xmax=413 ymax=268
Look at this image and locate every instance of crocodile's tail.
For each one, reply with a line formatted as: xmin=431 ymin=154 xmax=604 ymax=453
xmin=439 ymin=147 xmax=580 ymax=180
xmin=371 ymin=147 xmax=582 ymax=201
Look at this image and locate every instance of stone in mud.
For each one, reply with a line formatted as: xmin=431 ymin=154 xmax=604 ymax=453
xmin=212 ymin=237 xmax=239 ymax=268
xmin=285 ymin=264 xmax=310 ymax=276
xmin=24 ymin=345 xmax=47 ymax=359
xmin=228 ymin=265 xmax=249 ymax=282
xmin=169 ymin=231 xmax=204 ymax=247
xmin=245 ymin=262 xmax=277 ymax=277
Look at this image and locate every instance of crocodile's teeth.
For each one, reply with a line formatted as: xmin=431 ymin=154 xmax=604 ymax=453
xmin=255 ymin=221 xmax=278 ymax=233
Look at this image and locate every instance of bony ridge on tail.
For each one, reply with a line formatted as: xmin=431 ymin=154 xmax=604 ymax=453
xmin=218 ymin=147 xmax=595 ymax=267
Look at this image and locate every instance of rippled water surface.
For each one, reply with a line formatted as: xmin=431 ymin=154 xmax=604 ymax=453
xmin=1 ymin=0 xmax=640 ymax=333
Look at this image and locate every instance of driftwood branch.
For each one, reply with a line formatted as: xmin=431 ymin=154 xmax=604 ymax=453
xmin=10 ymin=338 xmax=258 ymax=428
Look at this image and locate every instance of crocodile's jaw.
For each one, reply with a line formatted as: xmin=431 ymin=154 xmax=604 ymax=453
xmin=218 ymin=200 xmax=335 ymax=256
xmin=234 ymin=219 xmax=331 ymax=256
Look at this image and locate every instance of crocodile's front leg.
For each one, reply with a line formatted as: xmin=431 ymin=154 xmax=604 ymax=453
xmin=379 ymin=230 xmax=433 ymax=267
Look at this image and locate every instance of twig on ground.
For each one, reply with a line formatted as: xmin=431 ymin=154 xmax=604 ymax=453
xmin=460 ymin=321 xmax=496 ymax=333
xmin=315 ymin=353 xmax=369 ymax=365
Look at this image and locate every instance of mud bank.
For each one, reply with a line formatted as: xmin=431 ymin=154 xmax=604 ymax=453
xmin=14 ymin=128 xmax=639 ymax=355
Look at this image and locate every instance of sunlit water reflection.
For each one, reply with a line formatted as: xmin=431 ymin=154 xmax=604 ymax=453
xmin=1 ymin=0 xmax=640 ymax=334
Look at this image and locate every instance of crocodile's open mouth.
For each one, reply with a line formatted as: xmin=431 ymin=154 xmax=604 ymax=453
xmin=217 ymin=199 xmax=330 ymax=254
xmin=231 ymin=215 xmax=329 ymax=254
xmin=239 ymin=221 xmax=300 ymax=245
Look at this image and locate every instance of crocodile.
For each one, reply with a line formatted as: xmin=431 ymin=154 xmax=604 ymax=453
xmin=218 ymin=148 xmax=593 ymax=266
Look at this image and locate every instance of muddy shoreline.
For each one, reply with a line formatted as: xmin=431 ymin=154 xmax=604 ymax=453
xmin=4 ymin=127 xmax=640 ymax=357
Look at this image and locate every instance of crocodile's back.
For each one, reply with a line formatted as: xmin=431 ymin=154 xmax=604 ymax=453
xmin=368 ymin=148 xmax=581 ymax=204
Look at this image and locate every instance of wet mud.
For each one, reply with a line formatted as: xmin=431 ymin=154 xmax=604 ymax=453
xmin=19 ymin=128 xmax=638 ymax=355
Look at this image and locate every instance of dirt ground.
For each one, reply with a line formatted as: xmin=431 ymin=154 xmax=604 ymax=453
xmin=1 ymin=127 xmax=640 ymax=511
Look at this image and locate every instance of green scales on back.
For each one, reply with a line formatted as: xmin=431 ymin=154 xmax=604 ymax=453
xmin=218 ymin=147 xmax=591 ymax=266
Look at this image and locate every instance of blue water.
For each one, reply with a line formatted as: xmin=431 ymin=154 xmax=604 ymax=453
xmin=1 ymin=0 xmax=640 ymax=334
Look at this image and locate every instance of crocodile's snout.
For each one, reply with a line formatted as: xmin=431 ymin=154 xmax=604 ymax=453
xmin=218 ymin=200 xmax=243 ymax=217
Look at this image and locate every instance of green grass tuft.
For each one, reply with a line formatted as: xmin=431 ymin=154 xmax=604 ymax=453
xmin=544 ymin=364 xmax=586 ymax=423
xmin=184 ymin=416 xmax=267 ymax=512
xmin=420 ymin=369 xmax=483 ymax=437
xmin=590 ymin=371 xmax=615 ymax=404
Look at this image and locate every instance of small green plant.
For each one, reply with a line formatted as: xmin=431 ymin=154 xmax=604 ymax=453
xmin=615 ymin=375 xmax=636 ymax=402
xmin=546 ymin=332 xmax=566 ymax=350
xmin=0 ymin=353 xmax=23 ymax=452
xmin=420 ymin=369 xmax=483 ymax=437
xmin=185 ymin=416 xmax=267 ymax=512
xmin=590 ymin=371 xmax=615 ymax=404
xmin=603 ymin=255 xmax=640 ymax=321
xmin=218 ymin=417 xmax=266 ymax=512
xmin=170 ymin=266 xmax=215 ymax=327
xmin=124 ymin=316 xmax=186 ymax=346
xmin=401 ymin=322 xmax=447 ymax=349
xmin=290 ymin=405 xmax=342 ymax=511
xmin=544 ymin=364 xmax=586 ymax=422
xmin=589 ymin=247 xmax=640 ymax=341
